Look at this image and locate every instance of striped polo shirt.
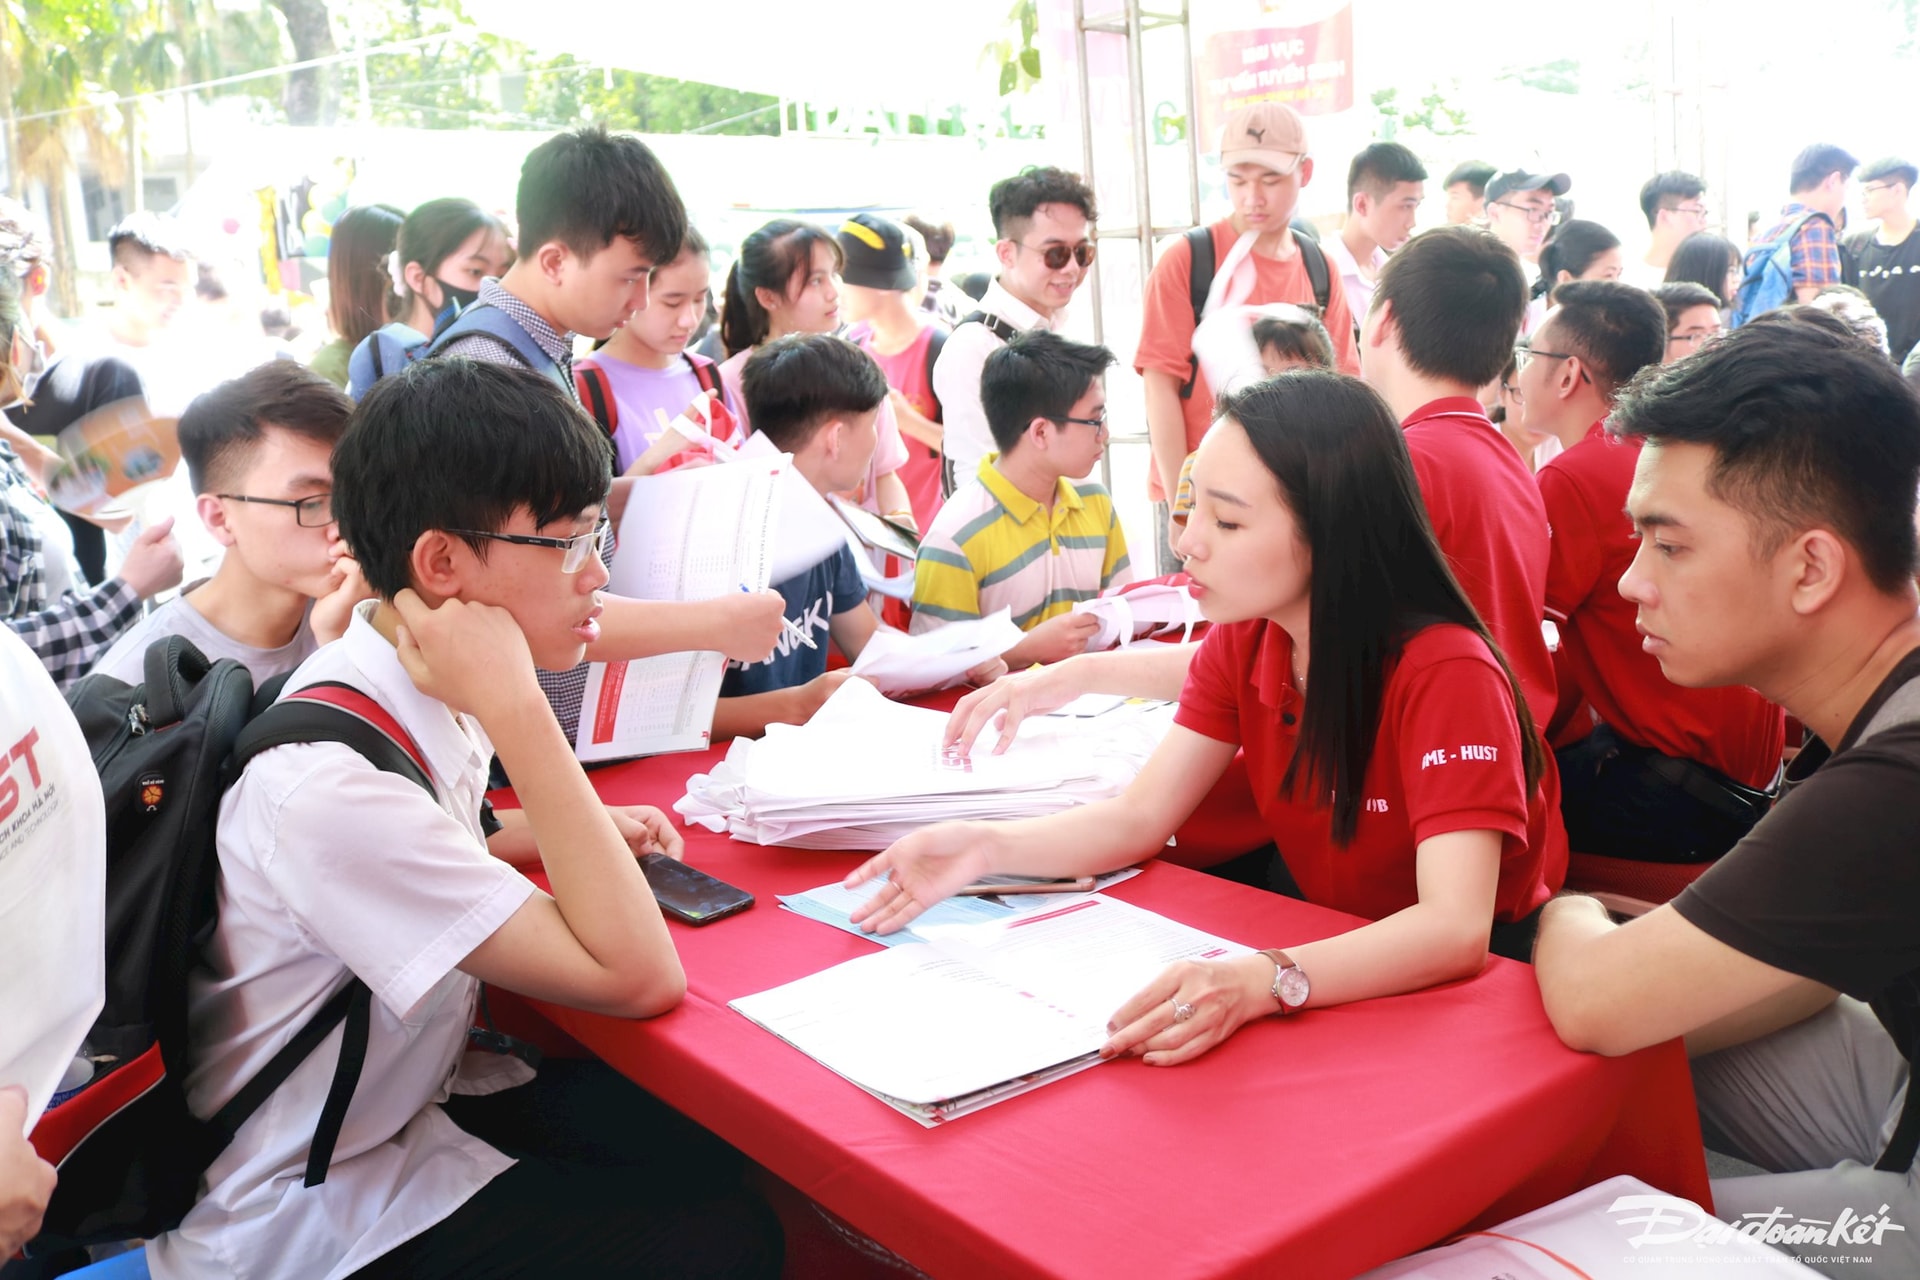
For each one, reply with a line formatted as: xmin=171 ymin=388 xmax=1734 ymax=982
xmin=910 ymin=457 xmax=1132 ymax=634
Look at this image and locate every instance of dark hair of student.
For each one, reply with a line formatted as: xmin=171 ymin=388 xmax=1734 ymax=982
xmin=1251 ymin=310 xmax=1336 ymax=370
xmin=1371 ymin=226 xmax=1528 ymax=387
xmin=1534 ymin=219 xmax=1621 ymax=299
xmin=1539 ymin=280 xmax=1668 ymax=400
xmin=1610 ymin=312 xmax=1920 ymax=593
xmin=739 ymin=334 xmax=890 ymax=453
xmin=1487 ymin=354 xmax=1519 ymax=425
xmin=179 ymin=360 xmax=353 ymax=494
xmin=1442 ymin=160 xmax=1497 ymax=195
xmin=987 ymin=166 xmax=1099 ymax=239
xmin=1664 ymin=232 xmax=1741 ymax=306
xmin=903 ymin=215 xmax=955 ymax=265
xmin=1637 ymin=171 xmax=1706 ymax=229
xmin=1860 ymin=156 xmax=1919 ymax=190
xmin=0 ymin=271 xmax=26 ymax=408
xmin=393 ymin=197 xmax=505 ymax=317
xmin=107 ymin=211 xmax=191 ymax=271
xmin=1347 ymin=142 xmax=1428 ymax=202
xmin=325 ymin=204 xmax=404 ymax=348
xmin=515 ymin=125 xmax=687 ymax=265
xmin=1214 ymin=372 xmax=1544 ymax=844
xmin=979 ymin=329 xmax=1116 ymax=455
xmin=335 ymin=358 xmax=612 ymax=599
xmin=1651 ymin=281 xmax=1722 ymax=330
xmin=1789 ymin=144 xmax=1860 ymax=194
xmin=720 ymin=220 xmax=842 ymax=356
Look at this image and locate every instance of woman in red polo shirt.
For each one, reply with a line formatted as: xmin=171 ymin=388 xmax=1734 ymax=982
xmin=848 ymin=370 xmax=1558 ymax=1065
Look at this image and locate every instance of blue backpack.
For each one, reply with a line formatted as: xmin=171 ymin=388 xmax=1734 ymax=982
xmin=345 ymin=304 xmax=566 ymax=399
xmin=1728 ymin=211 xmax=1828 ymax=329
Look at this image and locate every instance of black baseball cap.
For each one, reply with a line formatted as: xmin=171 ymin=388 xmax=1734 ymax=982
xmin=1486 ymin=169 xmax=1572 ymax=202
xmin=835 ymin=213 xmax=918 ymax=291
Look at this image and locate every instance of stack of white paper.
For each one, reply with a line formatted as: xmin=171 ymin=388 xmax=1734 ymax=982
xmin=675 ymin=677 xmax=1173 ymax=849
xmin=848 ymin=610 xmax=1023 ymax=697
xmin=730 ymin=894 xmax=1251 ymax=1125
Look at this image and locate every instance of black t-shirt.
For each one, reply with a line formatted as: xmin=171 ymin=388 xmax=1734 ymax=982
xmin=4 ymin=348 xmax=145 ymax=585
xmin=1845 ymin=226 xmax=1920 ymax=366
xmin=1673 ymin=648 xmax=1920 ymax=1067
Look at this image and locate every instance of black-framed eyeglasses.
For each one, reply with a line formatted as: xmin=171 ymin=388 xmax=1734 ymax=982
xmin=446 ymin=518 xmax=609 ymax=574
xmin=1014 ymin=240 xmax=1096 ymax=271
xmin=217 ymin=493 xmax=333 ymax=527
xmin=1513 ymin=344 xmax=1590 ymax=383
xmin=1671 ymin=202 xmax=1710 ymax=219
xmin=1668 ymin=328 xmax=1721 ymax=349
xmin=1052 ymin=410 xmax=1108 ymax=432
xmin=1492 ymin=201 xmax=1561 ymax=227
xmin=1863 ymin=181 xmax=1902 ymax=196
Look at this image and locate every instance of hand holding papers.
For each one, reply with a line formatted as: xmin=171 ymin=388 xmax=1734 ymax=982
xmin=728 ymin=895 xmax=1250 ymax=1124
xmin=1070 ymin=579 xmax=1202 ymax=652
xmin=848 ymin=610 xmax=1022 ymax=697
xmin=674 ymin=677 xmax=1173 ymax=849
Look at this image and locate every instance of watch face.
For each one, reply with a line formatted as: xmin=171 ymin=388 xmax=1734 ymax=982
xmin=1278 ymin=966 xmax=1310 ymax=1009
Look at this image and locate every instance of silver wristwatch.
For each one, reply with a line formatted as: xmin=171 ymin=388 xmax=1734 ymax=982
xmin=1260 ymin=948 xmax=1310 ymax=1014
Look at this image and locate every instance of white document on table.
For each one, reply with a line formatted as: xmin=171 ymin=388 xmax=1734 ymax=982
xmin=1071 ymin=581 xmax=1202 ymax=652
xmin=730 ymin=894 xmax=1250 ymax=1125
xmin=777 ymin=868 xmax=1143 ymax=947
xmin=848 ymin=610 xmax=1023 ymax=696
xmin=575 ymin=456 xmax=788 ymax=762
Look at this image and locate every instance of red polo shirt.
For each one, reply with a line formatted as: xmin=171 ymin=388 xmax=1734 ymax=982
xmin=1401 ymin=398 xmax=1558 ymax=728
xmin=1174 ymin=619 xmax=1560 ymax=923
xmin=1538 ymin=424 xmax=1786 ymax=788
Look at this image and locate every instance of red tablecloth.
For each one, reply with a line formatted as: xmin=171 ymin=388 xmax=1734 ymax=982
xmin=496 ymin=725 xmax=1711 ymax=1280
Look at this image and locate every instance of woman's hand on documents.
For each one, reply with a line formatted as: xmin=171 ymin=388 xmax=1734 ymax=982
xmin=844 ymin=823 xmax=994 ymax=934
xmin=1101 ymin=955 xmax=1275 ymax=1067
xmin=945 ymin=661 xmax=1085 ymax=757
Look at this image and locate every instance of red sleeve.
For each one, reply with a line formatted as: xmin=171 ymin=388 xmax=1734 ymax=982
xmin=1392 ymin=640 xmax=1530 ymax=847
xmin=1536 ymin=460 xmax=1604 ymax=621
xmin=1404 ymin=435 xmax=1452 ymax=549
xmin=1172 ymin=624 xmax=1248 ymax=745
xmin=1135 ymin=235 xmax=1201 ymax=380
xmin=1318 ymin=269 xmax=1361 ymax=375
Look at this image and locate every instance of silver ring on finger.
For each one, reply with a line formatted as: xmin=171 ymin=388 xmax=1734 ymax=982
xmin=1171 ymin=998 xmax=1196 ymax=1023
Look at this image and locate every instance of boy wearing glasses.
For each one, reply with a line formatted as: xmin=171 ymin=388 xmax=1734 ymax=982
xmin=932 ymin=166 xmax=1099 ymax=497
xmin=1626 ymin=170 xmax=1709 ymax=288
xmin=92 ymin=361 xmax=365 ymax=684
xmin=1846 ymin=156 xmax=1920 ymax=365
xmin=147 ymin=356 xmax=781 ymax=1280
xmin=913 ymin=330 xmax=1130 ymax=668
xmin=1482 ymin=169 xmax=1570 ymax=279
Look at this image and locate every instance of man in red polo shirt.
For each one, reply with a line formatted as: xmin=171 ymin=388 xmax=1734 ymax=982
xmin=1136 ymin=101 xmax=1359 ymax=573
xmin=1521 ymin=281 xmax=1785 ymax=862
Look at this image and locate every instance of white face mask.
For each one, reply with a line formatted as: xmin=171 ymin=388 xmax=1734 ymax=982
xmin=4 ymin=329 xmax=46 ymax=410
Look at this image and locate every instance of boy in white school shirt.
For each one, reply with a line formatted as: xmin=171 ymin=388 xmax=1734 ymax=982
xmin=146 ymin=357 xmax=780 ymax=1280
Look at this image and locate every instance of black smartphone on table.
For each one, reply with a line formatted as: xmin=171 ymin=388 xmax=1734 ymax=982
xmin=638 ymin=853 xmax=754 ymax=926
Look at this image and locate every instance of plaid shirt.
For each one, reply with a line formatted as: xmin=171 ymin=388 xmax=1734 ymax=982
xmin=432 ymin=280 xmax=603 ymax=742
xmin=0 ymin=443 xmax=140 ymax=687
xmin=1760 ymin=202 xmax=1845 ymax=290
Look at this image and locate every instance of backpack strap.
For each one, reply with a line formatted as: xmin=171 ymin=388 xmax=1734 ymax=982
xmin=1179 ymin=226 xmax=1217 ymax=400
xmin=428 ymin=304 xmax=568 ymax=392
xmin=958 ymin=310 xmax=1021 ymax=345
xmin=1297 ymin=235 xmax=1331 ymax=314
xmin=925 ymin=325 xmax=950 ymax=423
xmin=575 ymin=362 xmax=618 ymax=438
xmin=219 ymin=682 xmax=438 ymax=1186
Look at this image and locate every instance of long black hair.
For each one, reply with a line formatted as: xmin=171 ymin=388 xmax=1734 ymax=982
xmin=1665 ymin=232 xmax=1741 ymax=307
xmin=1214 ymin=371 xmax=1545 ymax=843
xmin=720 ymin=219 xmax=842 ymax=355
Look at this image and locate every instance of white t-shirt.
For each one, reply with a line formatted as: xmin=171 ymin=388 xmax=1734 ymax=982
xmin=1621 ymin=255 xmax=1669 ymax=290
xmin=0 ymin=629 xmax=105 ymax=1121
xmin=90 ymin=588 xmax=318 ymax=687
xmin=147 ymin=603 xmax=535 ymax=1280
xmin=1323 ymin=234 xmax=1386 ymax=327
xmin=931 ymin=278 xmax=1057 ymax=484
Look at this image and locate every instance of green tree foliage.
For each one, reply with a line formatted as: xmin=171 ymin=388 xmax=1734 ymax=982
xmin=519 ymin=56 xmax=779 ymax=135
xmin=1371 ymin=83 xmax=1470 ymax=142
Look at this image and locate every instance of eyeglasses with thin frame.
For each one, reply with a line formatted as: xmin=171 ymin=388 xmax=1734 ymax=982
xmin=1863 ymin=181 xmax=1902 ymax=196
xmin=1513 ymin=344 xmax=1590 ymax=383
xmin=1052 ymin=409 xmax=1108 ymax=433
xmin=1671 ymin=202 xmax=1710 ymax=219
xmin=1668 ymin=328 xmax=1721 ymax=349
xmin=217 ymin=492 xmax=333 ymax=528
xmin=1013 ymin=240 xmax=1096 ymax=271
xmin=445 ymin=517 xmax=610 ymax=574
xmin=1492 ymin=201 xmax=1561 ymax=227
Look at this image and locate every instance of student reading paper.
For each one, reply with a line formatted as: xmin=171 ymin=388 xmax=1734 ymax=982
xmin=849 ymin=371 xmax=1558 ymax=1064
xmin=147 ymin=358 xmax=778 ymax=1280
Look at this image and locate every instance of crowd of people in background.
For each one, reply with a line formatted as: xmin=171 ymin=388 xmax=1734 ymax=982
xmin=1 ymin=99 xmax=1919 ymax=1279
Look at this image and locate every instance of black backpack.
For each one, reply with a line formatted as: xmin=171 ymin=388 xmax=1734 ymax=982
xmin=25 ymin=637 xmax=436 ymax=1256
xmin=1178 ymin=223 xmax=1330 ymax=399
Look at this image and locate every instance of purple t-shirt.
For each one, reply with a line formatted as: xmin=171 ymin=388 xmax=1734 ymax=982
xmin=578 ymin=351 xmax=713 ymax=472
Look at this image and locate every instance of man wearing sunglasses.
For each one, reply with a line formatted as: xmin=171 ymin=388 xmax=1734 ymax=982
xmin=932 ymin=166 xmax=1100 ymax=498
xmin=1483 ymin=169 xmax=1571 ymax=281
xmin=92 ymin=360 xmax=367 ymax=684
xmin=1137 ymin=101 xmax=1359 ymax=574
